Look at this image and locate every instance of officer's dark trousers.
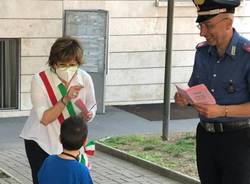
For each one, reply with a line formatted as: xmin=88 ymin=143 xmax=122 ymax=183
xmin=24 ymin=140 xmax=49 ymax=184
xmin=196 ymin=123 xmax=250 ymax=184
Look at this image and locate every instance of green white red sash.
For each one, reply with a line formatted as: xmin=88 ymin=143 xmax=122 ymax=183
xmin=57 ymin=83 xmax=76 ymax=116
xmin=39 ymin=71 xmax=77 ymax=123
xmin=39 ymin=71 xmax=65 ymax=124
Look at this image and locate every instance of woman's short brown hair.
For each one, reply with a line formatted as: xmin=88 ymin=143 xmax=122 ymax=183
xmin=48 ymin=36 xmax=84 ymax=70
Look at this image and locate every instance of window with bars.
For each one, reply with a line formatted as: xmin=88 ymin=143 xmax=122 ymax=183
xmin=0 ymin=39 xmax=20 ymax=110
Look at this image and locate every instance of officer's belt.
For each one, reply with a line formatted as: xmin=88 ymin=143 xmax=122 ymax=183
xmin=200 ymin=120 xmax=250 ymax=133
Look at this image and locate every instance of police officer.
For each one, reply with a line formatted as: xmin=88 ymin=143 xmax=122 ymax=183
xmin=175 ymin=0 xmax=250 ymax=183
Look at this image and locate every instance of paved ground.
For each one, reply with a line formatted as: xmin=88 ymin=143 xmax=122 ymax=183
xmin=0 ymin=148 xmax=183 ymax=184
xmin=0 ymin=106 xmax=199 ymax=184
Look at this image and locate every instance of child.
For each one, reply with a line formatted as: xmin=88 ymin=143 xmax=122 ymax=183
xmin=38 ymin=116 xmax=93 ymax=184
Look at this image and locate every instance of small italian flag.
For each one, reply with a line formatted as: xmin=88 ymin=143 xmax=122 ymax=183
xmin=79 ymin=140 xmax=95 ymax=170
xmin=79 ymin=152 xmax=91 ymax=170
xmin=84 ymin=140 xmax=95 ymax=156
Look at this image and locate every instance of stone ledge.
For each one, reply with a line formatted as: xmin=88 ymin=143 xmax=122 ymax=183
xmin=96 ymin=141 xmax=200 ymax=184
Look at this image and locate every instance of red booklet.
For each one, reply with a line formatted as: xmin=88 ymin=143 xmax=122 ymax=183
xmin=175 ymin=84 xmax=216 ymax=104
xmin=74 ymin=99 xmax=89 ymax=117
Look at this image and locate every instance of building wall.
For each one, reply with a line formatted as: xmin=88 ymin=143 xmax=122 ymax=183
xmin=0 ymin=0 xmax=62 ymax=117
xmin=64 ymin=0 xmax=250 ymax=105
xmin=0 ymin=0 xmax=250 ymax=117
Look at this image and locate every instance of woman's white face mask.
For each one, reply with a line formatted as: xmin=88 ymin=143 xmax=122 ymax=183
xmin=56 ymin=66 xmax=78 ymax=82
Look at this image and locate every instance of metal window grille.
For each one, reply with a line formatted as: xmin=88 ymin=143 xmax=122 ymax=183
xmin=0 ymin=39 xmax=20 ymax=109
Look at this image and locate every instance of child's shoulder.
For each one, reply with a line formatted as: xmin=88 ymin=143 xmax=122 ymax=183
xmin=47 ymin=154 xmax=59 ymax=159
xmin=76 ymin=163 xmax=91 ymax=176
xmin=44 ymin=155 xmax=61 ymax=163
xmin=77 ymin=164 xmax=93 ymax=184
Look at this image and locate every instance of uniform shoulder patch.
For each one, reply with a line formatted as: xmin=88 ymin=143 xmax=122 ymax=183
xmin=196 ymin=41 xmax=208 ymax=49
xmin=243 ymin=43 xmax=250 ymax=53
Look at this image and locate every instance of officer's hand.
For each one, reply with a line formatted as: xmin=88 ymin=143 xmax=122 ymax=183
xmin=193 ymin=104 xmax=225 ymax=118
xmin=174 ymin=92 xmax=189 ymax=106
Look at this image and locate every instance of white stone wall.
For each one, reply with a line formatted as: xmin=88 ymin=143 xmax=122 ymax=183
xmin=65 ymin=0 xmax=250 ymax=105
xmin=0 ymin=0 xmax=250 ymax=116
xmin=0 ymin=0 xmax=62 ymax=117
xmin=63 ymin=1 xmax=199 ymax=105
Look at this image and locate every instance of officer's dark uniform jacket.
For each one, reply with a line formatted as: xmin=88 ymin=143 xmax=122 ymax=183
xmin=188 ymin=29 xmax=250 ymax=123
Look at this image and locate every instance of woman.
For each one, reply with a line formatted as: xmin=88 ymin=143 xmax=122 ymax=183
xmin=20 ymin=36 xmax=97 ymax=184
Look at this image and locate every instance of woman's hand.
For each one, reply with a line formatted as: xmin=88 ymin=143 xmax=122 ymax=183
xmin=64 ymin=85 xmax=83 ymax=102
xmin=80 ymin=111 xmax=93 ymax=122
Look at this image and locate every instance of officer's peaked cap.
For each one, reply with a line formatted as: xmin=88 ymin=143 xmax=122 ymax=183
xmin=193 ymin=0 xmax=241 ymax=23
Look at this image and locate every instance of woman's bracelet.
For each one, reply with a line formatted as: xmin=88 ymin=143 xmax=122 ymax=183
xmin=60 ymin=96 xmax=67 ymax=106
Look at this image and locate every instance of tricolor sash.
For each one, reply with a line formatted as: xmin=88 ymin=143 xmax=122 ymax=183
xmin=39 ymin=71 xmax=65 ymax=124
xmin=57 ymin=83 xmax=76 ymax=116
xmin=39 ymin=71 xmax=77 ymax=123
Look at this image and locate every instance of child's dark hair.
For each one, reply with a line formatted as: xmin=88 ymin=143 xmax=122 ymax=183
xmin=60 ymin=116 xmax=88 ymax=150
